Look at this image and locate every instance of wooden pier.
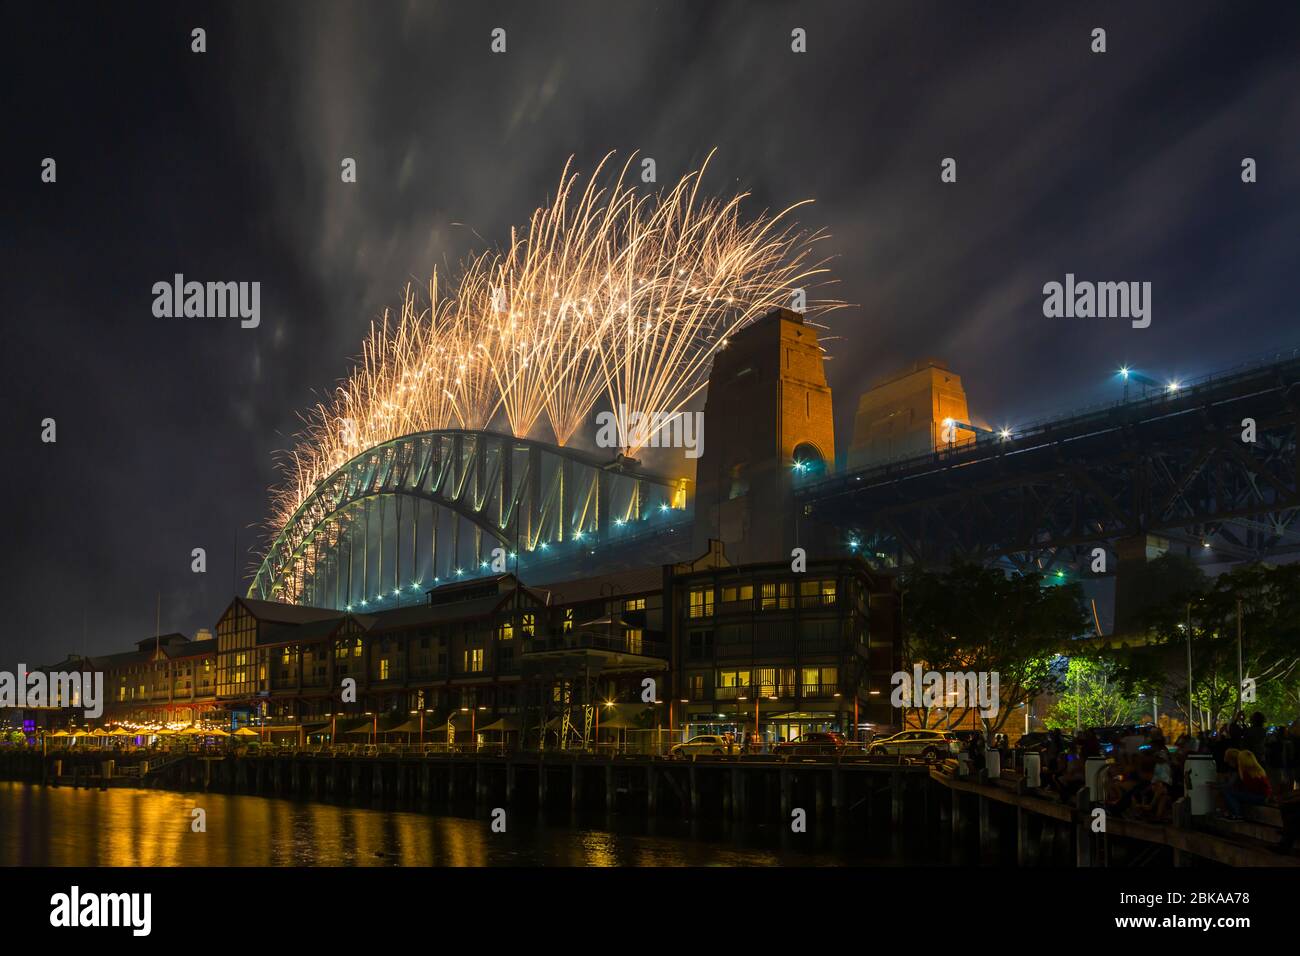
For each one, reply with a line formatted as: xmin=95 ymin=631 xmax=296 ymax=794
xmin=3 ymin=748 xmax=1295 ymax=866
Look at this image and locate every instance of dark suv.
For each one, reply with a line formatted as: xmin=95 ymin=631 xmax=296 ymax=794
xmin=772 ymin=731 xmax=847 ymax=756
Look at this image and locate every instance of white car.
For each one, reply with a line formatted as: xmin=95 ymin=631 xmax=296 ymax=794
xmin=670 ymin=734 xmax=736 ymax=757
xmin=868 ymin=730 xmax=961 ymax=760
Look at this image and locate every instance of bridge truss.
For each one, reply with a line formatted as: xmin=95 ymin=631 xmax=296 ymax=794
xmin=251 ymin=429 xmax=686 ymax=609
xmin=800 ymin=352 xmax=1300 ymax=574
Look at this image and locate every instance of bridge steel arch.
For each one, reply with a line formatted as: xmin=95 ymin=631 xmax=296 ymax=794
xmin=251 ymin=429 xmax=682 ymax=608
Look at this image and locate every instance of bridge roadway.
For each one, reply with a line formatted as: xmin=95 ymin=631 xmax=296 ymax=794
xmin=799 ymin=347 xmax=1300 ymax=569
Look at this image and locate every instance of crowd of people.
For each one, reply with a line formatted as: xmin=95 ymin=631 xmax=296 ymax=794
xmin=1018 ymin=713 xmax=1300 ymax=852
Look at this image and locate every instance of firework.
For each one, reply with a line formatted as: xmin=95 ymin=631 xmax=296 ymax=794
xmin=266 ymin=151 xmax=838 ymax=543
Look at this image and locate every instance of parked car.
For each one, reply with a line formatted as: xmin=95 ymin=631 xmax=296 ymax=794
xmin=772 ymin=731 xmax=848 ymax=756
xmin=868 ymin=729 xmax=961 ymax=760
xmin=669 ymin=734 xmax=735 ymax=757
xmin=1015 ymin=731 xmax=1075 ymax=753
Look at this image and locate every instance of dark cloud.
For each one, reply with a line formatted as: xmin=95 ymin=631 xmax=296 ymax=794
xmin=4 ymin=1 xmax=1298 ymax=663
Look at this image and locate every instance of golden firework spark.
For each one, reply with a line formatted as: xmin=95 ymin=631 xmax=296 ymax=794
xmin=266 ymin=151 xmax=838 ymax=544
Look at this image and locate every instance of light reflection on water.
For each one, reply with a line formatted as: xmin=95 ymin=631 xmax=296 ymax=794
xmin=0 ymin=782 xmax=904 ymax=866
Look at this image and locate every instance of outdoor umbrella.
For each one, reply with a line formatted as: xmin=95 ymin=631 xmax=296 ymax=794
xmin=478 ymin=716 xmax=521 ymax=733
xmin=233 ymin=727 xmax=259 ymax=738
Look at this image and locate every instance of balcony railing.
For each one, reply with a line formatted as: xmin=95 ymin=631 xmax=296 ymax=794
xmin=525 ymin=633 xmax=668 ymax=659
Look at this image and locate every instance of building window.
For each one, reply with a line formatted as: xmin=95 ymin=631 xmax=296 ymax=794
xmin=721 ymin=583 xmax=753 ymax=605
xmin=625 ymin=629 xmax=643 ymax=654
xmin=760 ymin=582 xmax=793 ymax=610
xmin=624 ymin=597 xmax=646 ymax=611
xmin=800 ymin=579 xmax=837 ymax=606
xmin=379 ymin=659 xmax=390 ymax=680
xmin=520 ymin=613 xmax=535 ymax=636
xmin=562 ymin=609 xmax=573 ymax=633
xmin=689 ymin=674 xmax=706 ymax=700
xmin=688 ymin=588 xmax=714 ymax=619
xmin=464 ymin=649 xmax=483 ymax=673
xmin=801 ymin=666 xmax=838 ymax=696
xmin=687 ymin=630 xmax=714 ymax=660
xmin=353 ymin=638 xmax=363 ymax=658
xmin=496 ymin=621 xmax=514 ymax=642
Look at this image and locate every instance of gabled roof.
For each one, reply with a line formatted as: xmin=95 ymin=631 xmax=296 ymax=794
xmin=537 ymin=566 xmax=665 ymax=606
xmin=237 ymin=597 xmax=343 ymax=626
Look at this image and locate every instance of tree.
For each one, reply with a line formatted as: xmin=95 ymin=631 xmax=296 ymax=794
xmin=1046 ymin=656 xmax=1140 ymax=730
xmin=902 ymin=563 xmax=1091 ymax=735
xmin=1113 ymin=558 xmax=1300 ymax=732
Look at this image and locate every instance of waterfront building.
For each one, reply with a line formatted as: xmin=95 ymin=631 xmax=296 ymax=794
xmin=26 ymin=546 xmax=898 ymax=747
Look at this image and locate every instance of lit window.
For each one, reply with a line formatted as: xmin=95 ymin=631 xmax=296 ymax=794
xmin=624 ymin=598 xmax=646 ymax=611
xmin=721 ymin=584 xmax=753 ymax=604
xmin=379 ymin=659 xmax=390 ymax=680
xmin=760 ymin=582 xmax=793 ymax=610
xmin=688 ymin=588 xmax=714 ymax=618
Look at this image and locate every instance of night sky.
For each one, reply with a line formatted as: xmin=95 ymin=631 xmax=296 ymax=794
xmin=5 ymin=2 xmax=1299 ymax=664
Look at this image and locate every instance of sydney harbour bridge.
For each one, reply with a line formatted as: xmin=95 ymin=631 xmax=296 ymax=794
xmin=251 ymin=311 xmax=1300 ymax=615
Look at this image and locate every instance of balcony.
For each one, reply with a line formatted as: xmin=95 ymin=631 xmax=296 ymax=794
xmin=525 ymin=632 xmax=667 ymax=660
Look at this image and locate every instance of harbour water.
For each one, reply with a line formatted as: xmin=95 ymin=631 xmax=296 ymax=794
xmin=0 ymin=781 xmax=939 ymax=866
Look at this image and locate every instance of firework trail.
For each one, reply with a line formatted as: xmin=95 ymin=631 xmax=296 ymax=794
xmin=267 ymin=151 xmax=838 ymax=544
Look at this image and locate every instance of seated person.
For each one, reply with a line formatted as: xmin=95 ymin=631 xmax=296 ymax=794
xmin=1221 ymin=749 xmax=1272 ymax=820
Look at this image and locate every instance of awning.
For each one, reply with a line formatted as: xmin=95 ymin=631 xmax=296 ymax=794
xmin=384 ymin=718 xmax=423 ymax=735
xmin=478 ymin=716 xmax=521 ymax=733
